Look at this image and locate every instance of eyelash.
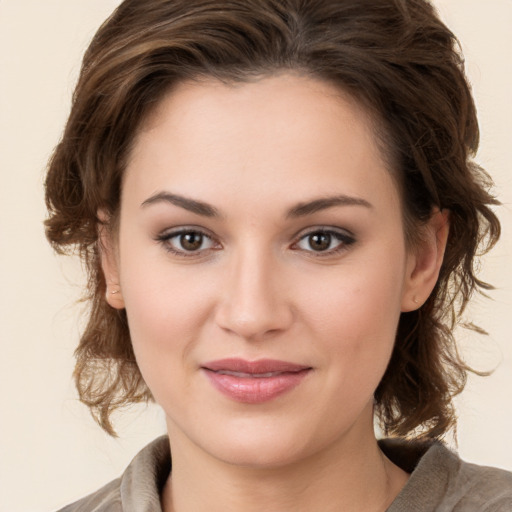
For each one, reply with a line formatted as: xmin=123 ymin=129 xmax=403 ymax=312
xmin=292 ymin=228 xmax=356 ymax=257
xmin=155 ymin=227 xmax=220 ymax=258
xmin=155 ymin=227 xmax=356 ymax=258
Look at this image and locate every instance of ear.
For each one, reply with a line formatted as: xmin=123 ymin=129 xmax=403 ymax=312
xmin=401 ymin=209 xmax=449 ymax=312
xmin=98 ymin=210 xmax=125 ymax=310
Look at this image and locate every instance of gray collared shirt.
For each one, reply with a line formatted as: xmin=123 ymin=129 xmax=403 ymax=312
xmin=57 ymin=436 xmax=512 ymax=511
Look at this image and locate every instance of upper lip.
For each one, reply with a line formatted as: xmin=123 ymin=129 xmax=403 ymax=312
xmin=201 ymin=358 xmax=311 ymax=374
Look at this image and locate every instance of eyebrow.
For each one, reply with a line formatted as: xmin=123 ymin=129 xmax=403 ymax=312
xmin=141 ymin=192 xmax=220 ymax=217
xmin=286 ymin=195 xmax=373 ymax=218
xmin=141 ymin=191 xmax=372 ymax=218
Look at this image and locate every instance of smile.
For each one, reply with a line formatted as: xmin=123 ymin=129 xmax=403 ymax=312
xmin=216 ymin=370 xmax=289 ymax=378
xmin=201 ymin=358 xmax=312 ymax=404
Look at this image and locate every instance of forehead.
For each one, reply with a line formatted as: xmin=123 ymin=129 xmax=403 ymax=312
xmin=124 ymin=73 xmax=400 ymax=216
xmin=140 ymin=74 xmax=377 ymax=147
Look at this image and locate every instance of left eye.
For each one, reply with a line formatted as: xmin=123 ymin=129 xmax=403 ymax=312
xmin=160 ymin=230 xmax=217 ymax=254
xmin=295 ymin=230 xmax=354 ymax=253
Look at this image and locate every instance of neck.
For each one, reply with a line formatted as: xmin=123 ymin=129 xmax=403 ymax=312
xmin=161 ymin=417 xmax=408 ymax=512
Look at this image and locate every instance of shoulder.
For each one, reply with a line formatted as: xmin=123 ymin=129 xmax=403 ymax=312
xmin=56 ymin=478 xmax=122 ymax=512
xmin=382 ymin=438 xmax=512 ymax=512
xmin=56 ymin=436 xmax=171 ymax=512
xmin=454 ymin=457 xmax=512 ymax=511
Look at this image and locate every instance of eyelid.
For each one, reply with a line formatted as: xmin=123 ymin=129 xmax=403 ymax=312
xmin=291 ymin=226 xmax=356 ymax=255
xmin=155 ymin=226 xmax=222 ymax=257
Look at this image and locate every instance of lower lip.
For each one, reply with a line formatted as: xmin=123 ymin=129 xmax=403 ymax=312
xmin=203 ymin=369 xmax=311 ymax=404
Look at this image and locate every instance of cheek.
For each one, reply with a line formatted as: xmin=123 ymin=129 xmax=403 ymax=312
xmin=298 ymin=254 xmax=406 ymax=387
xmin=302 ymin=256 xmax=405 ymax=340
xmin=118 ymin=253 xmax=216 ymax=385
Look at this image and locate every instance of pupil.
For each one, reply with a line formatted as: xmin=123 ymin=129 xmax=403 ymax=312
xmin=310 ymin=233 xmax=330 ymax=251
xmin=181 ymin=232 xmax=202 ymax=251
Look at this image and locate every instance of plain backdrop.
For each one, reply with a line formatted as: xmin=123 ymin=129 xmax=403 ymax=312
xmin=0 ymin=1 xmax=511 ymax=511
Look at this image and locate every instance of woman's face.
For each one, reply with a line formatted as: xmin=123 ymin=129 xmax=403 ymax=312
xmin=106 ymin=74 xmax=427 ymax=467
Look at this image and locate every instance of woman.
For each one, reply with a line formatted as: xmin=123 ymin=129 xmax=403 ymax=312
xmin=45 ymin=0 xmax=512 ymax=510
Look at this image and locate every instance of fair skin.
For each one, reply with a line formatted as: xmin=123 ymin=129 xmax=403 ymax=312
xmin=102 ymin=74 xmax=448 ymax=512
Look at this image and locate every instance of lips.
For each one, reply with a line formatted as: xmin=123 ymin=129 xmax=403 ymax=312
xmin=201 ymin=358 xmax=311 ymax=403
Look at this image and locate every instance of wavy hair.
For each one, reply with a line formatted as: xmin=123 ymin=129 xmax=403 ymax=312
xmin=45 ymin=0 xmax=500 ymax=436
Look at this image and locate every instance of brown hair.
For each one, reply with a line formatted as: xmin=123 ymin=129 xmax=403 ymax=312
xmin=45 ymin=0 xmax=500 ymax=437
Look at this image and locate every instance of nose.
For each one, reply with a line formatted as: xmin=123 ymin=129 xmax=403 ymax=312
xmin=214 ymin=247 xmax=294 ymax=341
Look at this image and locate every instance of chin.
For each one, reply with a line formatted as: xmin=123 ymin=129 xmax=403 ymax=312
xmin=170 ymin=408 xmax=362 ymax=470
xmin=207 ymin=431 xmax=313 ymax=469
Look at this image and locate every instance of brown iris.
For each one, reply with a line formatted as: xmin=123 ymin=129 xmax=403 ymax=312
xmin=308 ymin=233 xmax=331 ymax=251
xmin=180 ymin=232 xmax=203 ymax=251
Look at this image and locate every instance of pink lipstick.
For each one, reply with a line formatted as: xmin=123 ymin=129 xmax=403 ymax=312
xmin=201 ymin=358 xmax=311 ymax=403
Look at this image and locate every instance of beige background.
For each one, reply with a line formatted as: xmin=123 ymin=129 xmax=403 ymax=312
xmin=0 ymin=1 xmax=511 ymax=511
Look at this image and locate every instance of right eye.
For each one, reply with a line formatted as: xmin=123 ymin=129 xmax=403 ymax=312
xmin=157 ymin=228 xmax=220 ymax=257
xmin=292 ymin=227 xmax=356 ymax=257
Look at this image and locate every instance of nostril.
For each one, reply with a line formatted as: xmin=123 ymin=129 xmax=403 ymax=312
xmin=215 ymin=301 xmax=293 ymax=340
xmin=213 ymin=256 xmax=294 ymax=339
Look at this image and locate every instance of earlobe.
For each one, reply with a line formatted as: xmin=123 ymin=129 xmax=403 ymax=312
xmin=98 ymin=210 xmax=125 ymax=310
xmin=105 ymin=286 xmax=125 ymax=309
xmin=401 ymin=209 xmax=449 ymax=312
